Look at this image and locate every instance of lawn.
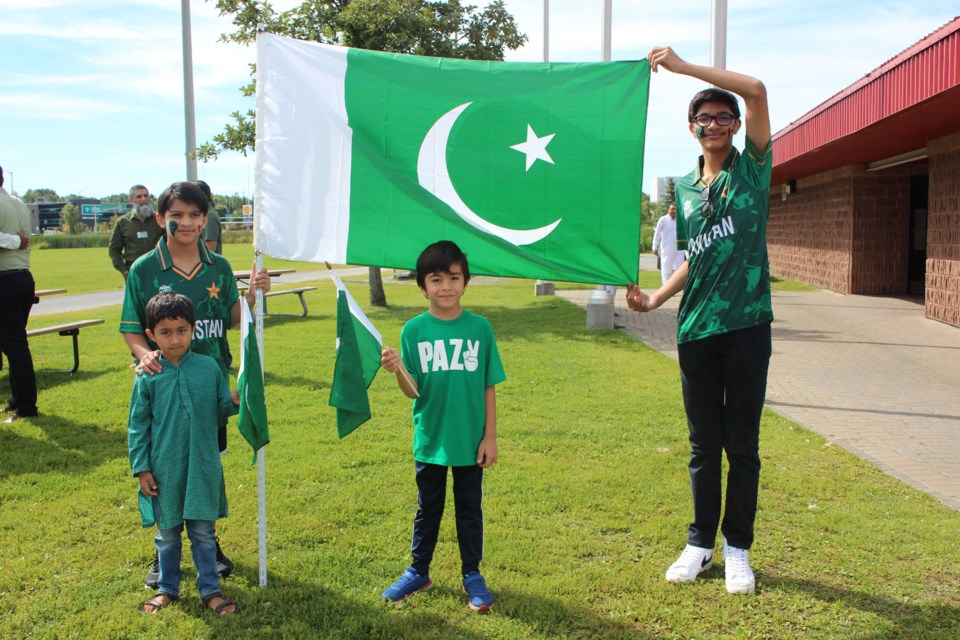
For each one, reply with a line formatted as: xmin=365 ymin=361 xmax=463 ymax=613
xmin=1 ymin=277 xmax=957 ymax=639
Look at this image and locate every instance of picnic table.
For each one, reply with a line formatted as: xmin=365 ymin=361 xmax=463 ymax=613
xmin=234 ymin=269 xmax=317 ymax=318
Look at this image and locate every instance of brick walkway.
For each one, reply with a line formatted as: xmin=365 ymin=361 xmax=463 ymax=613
xmin=558 ymin=282 xmax=960 ymax=510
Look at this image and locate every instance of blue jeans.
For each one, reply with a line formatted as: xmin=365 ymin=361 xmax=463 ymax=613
xmin=155 ymin=520 xmax=219 ymax=599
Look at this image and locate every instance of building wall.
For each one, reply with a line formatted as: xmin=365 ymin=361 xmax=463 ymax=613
xmin=850 ymin=174 xmax=911 ymax=295
xmin=768 ymin=168 xmax=854 ymax=293
xmin=926 ymin=131 xmax=960 ymax=326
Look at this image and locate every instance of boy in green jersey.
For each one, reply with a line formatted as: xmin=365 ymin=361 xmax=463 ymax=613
xmin=627 ymin=46 xmax=773 ymax=595
xmin=120 ymin=181 xmax=271 ymax=589
xmin=380 ymin=240 xmax=506 ymax=611
xmin=130 ymin=292 xmax=239 ymax=616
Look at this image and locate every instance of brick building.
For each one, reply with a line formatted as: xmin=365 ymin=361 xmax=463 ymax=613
xmin=768 ymin=17 xmax=960 ymax=327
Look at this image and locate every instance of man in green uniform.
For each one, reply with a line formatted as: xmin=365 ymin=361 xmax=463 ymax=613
xmin=108 ymin=184 xmax=164 ymax=280
xmin=120 ymin=181 xmax=271 ymax=589
xmin=627 ymin=46 xmax=772 ymax=595
xmin=195 ymin=180 xmax=223 ymax=255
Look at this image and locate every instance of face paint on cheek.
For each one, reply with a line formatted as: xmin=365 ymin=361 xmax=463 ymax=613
xmin=167 ymin=221 xmax=178 ymax=236
xmin=695 ymin=126 xmax=706 ymax=139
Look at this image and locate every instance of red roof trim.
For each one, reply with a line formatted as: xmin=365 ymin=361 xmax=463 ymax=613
xmin=773 ymin=16 xmax=960 ymax=165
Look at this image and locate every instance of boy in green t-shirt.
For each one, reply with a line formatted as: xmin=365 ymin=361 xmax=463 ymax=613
xmin=380 ymin=240 xmax=506 ymax=612
xmin=626 ymin=46 xmax=773 ymax=595
xmin=130 ymin=292 xmax=239 ymax=616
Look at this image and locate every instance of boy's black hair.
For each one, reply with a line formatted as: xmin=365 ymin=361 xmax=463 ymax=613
xmin=193 ymin=179 xmax=212 ymax=203
xmin=157 ymin=181 xmax=209 ymax=216
xmin=145 ymin=292 xmax=196 ymax=332
xmin=688 ymin=87 xmax=741 ymax=122
xmin=415 ymin=240 xmax=470 ymax=289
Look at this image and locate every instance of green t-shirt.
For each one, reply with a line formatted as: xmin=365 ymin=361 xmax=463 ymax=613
xmin=119 ymin=237 xmax=239 ymax=378
xmin=675 ymin=138 xmax=774 ymax=343
xmin=400 ymin=309 xmax=506 ymax=467
xmin=204 ymin=210 xmax=223 ymax=254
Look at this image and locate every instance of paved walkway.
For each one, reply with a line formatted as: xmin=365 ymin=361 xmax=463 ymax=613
xmin=33 ymin=264 xmax=960 ymax=508
xmin=560 ymin=265 xmax=960 ymax=510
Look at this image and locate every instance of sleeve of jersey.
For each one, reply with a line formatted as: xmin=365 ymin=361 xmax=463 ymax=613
xmin=484 ymin=322 xmax=506 ymax=386
xmin=740 ymin=137 xmax=773 ymax=190
xmin=119 ymin=267 xmax=146 ymax=334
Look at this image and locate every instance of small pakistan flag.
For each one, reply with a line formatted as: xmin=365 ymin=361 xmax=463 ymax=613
xmin=254 ymin=33 xmax=650 ymax=284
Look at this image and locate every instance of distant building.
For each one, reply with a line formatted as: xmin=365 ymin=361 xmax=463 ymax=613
xmin=654 ymin=176 xmax=683 ymax=203
xmin=769 ymin=17 xmax=960 ymax=327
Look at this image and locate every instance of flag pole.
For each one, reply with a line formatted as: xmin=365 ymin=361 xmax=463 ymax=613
xmin=254 ymin=250 xmax=267 ymax=587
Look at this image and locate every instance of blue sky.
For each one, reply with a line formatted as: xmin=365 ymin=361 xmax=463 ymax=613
xmin=1 ymin=0 xmax=956 ymax=201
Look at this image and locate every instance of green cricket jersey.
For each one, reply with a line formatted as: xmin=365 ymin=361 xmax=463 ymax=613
xmin=675 ymin=138 xmax=774 ymax=344
xmin=400 ymin=310 xmax=506 ymax=467
xmin=120 ymin=237 xmax=239 ymax=378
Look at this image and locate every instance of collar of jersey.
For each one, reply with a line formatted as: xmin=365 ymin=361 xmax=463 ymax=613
xmin=156 ymin=236 xmax=213 ymax=280
xmin=695 ymin=146 xmax=740 ymax=185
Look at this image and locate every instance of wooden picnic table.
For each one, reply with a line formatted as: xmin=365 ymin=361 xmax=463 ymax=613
xmin=36 ymin=288 xmax=68 ymax=297
xmin=233 ymin=268 xmax=295 ymax=288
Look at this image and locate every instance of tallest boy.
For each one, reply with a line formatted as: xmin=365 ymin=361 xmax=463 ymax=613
xmin=627 ymin=46 xmax=773 ymax=595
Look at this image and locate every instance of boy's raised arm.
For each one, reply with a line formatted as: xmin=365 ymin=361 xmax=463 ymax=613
xmin=647 ymin=46 xmax=770 ymax=153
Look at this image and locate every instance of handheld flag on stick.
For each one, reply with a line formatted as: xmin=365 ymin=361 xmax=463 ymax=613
xmin=254 ymin=33 xmax=650 ymax=285
xmin=328 ymin=269 xmax=383 ymax=438
xmin=237 ymin=297 xmax=270 ymax=461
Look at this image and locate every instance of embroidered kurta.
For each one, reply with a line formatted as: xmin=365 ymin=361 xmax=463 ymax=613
xmin=128 ymin=350 xmax=238 ymax=529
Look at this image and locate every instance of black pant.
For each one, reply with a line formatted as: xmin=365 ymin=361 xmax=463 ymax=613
xmin=678 ymin=322 xmax=771 ymax=550
xmin=0 ymin=270 xmax=38 ymax=416
xmin=411 ymin=462 xmax=484 ymax=577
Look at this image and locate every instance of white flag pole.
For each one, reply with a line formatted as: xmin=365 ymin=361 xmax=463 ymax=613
xmin=254 ymin=250 xmax=267 ymax=588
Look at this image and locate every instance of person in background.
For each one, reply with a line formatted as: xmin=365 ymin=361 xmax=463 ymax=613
xmin=108 ymin=184 xmax=164 ymax=281
xmin=652 ymin=203 xmax=686 ymax=284
xmin=0 ymin=164 xmax=38 ymax=424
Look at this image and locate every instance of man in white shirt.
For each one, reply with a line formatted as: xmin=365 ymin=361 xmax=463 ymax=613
xmin=652 ymin=203 xmax=685 ymax=285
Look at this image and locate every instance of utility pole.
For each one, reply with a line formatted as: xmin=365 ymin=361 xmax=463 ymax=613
xmin=181 ymin=0 xmax=198 ymax=181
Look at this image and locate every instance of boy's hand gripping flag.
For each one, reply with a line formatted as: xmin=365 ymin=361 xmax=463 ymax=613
xmin=254 ymin=33 xmax=650 ymax=285
xmin=328 ymin=271 xmax=383 ymax=438
xmin=238 ymin=297 xmax=270 ymax=461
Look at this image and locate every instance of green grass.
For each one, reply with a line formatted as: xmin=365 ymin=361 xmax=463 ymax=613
xmin=1 ymin=279 xmax=957 ymax=639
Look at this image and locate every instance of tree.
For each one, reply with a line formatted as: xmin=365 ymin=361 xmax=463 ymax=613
xmin=201 ymin=0 xmax=527 ymax=305
xmin=22 ymin=188 xmax=60 ymax=203
xmin=60 ymin=203 xmax=86 ymax=234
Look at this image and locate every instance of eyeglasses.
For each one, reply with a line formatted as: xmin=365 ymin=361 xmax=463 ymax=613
xmin=691 ymin=112 xmax=736 ymax=127
xmin=699 ymin=184 xmax=714 ymax=219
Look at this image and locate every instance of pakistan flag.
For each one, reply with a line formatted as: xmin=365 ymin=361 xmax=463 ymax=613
xmin=255 ymin=33 xmax=649 ymax=284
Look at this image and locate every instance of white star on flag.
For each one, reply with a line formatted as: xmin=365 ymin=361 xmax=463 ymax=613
xmin=511 ymin=124 xmax=556 ymax=171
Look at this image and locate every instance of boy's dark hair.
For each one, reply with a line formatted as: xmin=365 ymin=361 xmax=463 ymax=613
xmin=193 ymin=179 xmax=212 ymax=204
xmin=688 ymin=88 xmax=741 ymax=122
xmin=415 ymin=240 xmax=470 ymax=289
xmin=157 ymin=181 xmax=209 ymax=216
xmin=145 ymin=292 xmax=196 ymax=332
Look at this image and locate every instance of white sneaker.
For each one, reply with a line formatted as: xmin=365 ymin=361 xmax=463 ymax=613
xmin=665 ymin=544 xmax=713 ymax=583
xmin=723 ymin=539 xmax=755 ymax=594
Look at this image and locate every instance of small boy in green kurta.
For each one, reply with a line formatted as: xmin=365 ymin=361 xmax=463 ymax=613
xmin=128 ymin=292 xmax=240 ymax=616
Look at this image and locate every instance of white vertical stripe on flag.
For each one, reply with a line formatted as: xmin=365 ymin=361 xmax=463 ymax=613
xmin=255 ymin=33 xmax=351 ymax=262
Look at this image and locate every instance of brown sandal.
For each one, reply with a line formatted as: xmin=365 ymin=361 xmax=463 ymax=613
xmin=202 ymin=592 xmax=239 ymax=616
xmin=140 ymin=592 xmax=177 ymax=614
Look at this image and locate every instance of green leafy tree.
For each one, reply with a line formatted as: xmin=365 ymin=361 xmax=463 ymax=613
xmin=22 ymin=188 xmax=60 ymax=203
xmin=201 ymin=0 xmax=527 ymax=305
xmin=60 ymin=203 xmax=86 ymax=234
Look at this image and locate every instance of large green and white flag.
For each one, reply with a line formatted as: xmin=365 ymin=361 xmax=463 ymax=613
xmin=254 ymin=33 xmax=649 ymax=284
xmin=237 ymin=297 xmax=270 ymax=461
xmin=328 ymin=271 xmax=383 ymax=439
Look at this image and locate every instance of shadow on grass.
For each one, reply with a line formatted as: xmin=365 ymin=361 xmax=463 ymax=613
xmin=0 ymin=414 xmax=124 ymax=478
xmin=192 ymin=570 xmax=493 ymax=640
xmin=32 ymin=366 xmax=110 ymax=392
xmin=769 ymin=576 xmax=960 ymax=638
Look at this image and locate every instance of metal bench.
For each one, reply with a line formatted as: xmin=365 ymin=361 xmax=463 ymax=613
xmin=26 ymin=319 xmax=105 ymax=374
xmin=263 ymin=286 xmax=318 ymax=318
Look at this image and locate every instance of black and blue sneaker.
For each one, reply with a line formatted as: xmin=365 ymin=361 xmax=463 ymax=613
xmin=462 ymin=571 xmax=493 ymax=612
xmin=381 ymin=567 xmax=432 ymax=603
